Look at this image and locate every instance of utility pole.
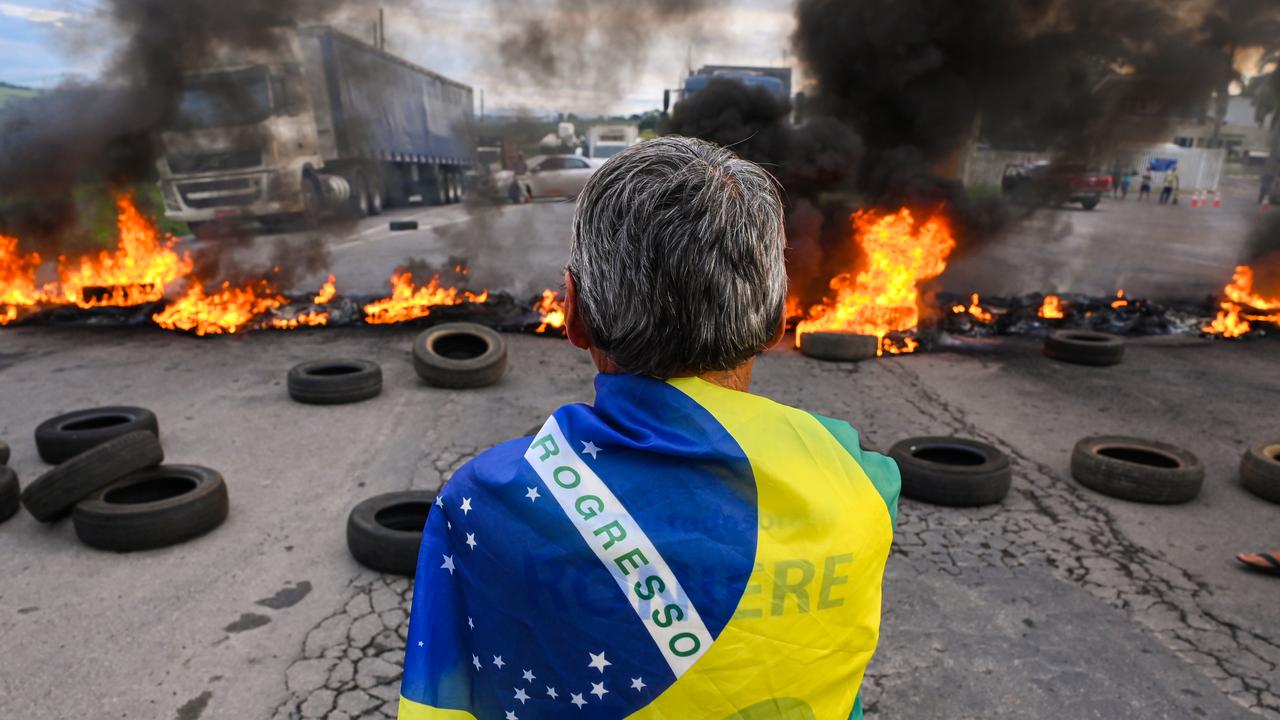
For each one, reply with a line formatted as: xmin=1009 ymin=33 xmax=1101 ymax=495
xmin=379 ymin=8 xmax=385 ymax=50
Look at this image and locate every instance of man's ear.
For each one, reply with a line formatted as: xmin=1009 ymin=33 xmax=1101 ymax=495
xmin=564 ymin=270 xmax=592 ymax=351
xmin=765 ymin=301 xmax=788 ymax=350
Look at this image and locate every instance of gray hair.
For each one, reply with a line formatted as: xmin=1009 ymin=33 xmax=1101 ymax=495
xmin=568 ymin=136 xmax=787 ymax=378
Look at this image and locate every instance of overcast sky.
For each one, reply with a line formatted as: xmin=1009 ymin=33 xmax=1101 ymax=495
xmin=0 ymin=0 xmax=798 ymax=115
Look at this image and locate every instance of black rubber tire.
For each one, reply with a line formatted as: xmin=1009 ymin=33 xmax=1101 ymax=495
xmin=287 ymin=359 xmax=382 ymax=405
xmin=34 ymin=406 xmax=160 ymax=464
xmin=0 ymin=439 xmax=8 ymax=465
xmin=412 ymin=323 xmax=508 ymax=389
xmin=888 ymin=436 xmax=1012 ymax=507
xmin=389 ymin=220 xmax=419 ymax=231
xmin=1081 ymin=198 xmax=1099 ymax=210
xmin=347 ymin=490 xmax=436 ymax=576
xmin=1241 ymin=442 xmax=1280 ymax=504
xmin=0 ymin=465 xmax=18 ymax=524
xmin=1043 ymin=330 xmax=1125 ymax=366
xmin=799 ymin=332 xmax=879 ymax=361
xmin=1071 ymin=435 xmax=1204 ymax=504
xmin=72 ymin=464 xmax=229 ymax=552
xmin=21 ymin=430 xmax=164 ymax=522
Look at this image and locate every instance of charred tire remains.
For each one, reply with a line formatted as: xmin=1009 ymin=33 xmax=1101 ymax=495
xmin=287 ymin=360 xmax=383 ymax=405
xmin=799 ymin=332 xmax=879 ymax=362
xmin=889 ymin=436 xmax=1013 ymax=507
xmin=72 ymin=464 xmax=229 ymax=552
xmin=1071 ymin=436 xmax=1204 ymax=504
xmin=413 ymin=323 xmax=508 ymax=389
xmin=21 ymin=430 xmax=164 ymax=522
xmin=1043 ymin=330 xmax=1125 ymax=366
xmin=0 ymin=465 xmax=19 ymax=524
xmin=34 ymin=406 xmax=160 ymax=464
xmin=389 ymin=220 xmax=419 ymax=232
xmin=1240 ymin=442 xmax=1280 ymax=504
xmin=347 ymin=490 xmax=436 ymax=576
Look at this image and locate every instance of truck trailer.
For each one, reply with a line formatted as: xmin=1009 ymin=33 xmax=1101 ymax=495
xmin=157 ymin=26 xmax=475 ymax=233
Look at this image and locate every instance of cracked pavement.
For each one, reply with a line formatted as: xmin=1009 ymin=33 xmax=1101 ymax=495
xmin=1 ymin=327 xmax=1277 ymax=719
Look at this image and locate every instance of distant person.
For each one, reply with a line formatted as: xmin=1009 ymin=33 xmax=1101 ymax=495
xmin=1111 ymin=168 xmax=1122 ymax=198
xmin=1160 ymin=167 xmax=1179 ymax=205
xmin=1261 ymin=171 xmax=1275 ymax=205
xmin=1120 ymin=169 xmax=1134 ymax=199
xmin=1139 ymin=169 xmax=1153 ymax=200
xmin=513 ymin=152 xmax=528 ymax=176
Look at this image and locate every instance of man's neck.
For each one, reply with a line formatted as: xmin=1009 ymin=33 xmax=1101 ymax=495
xmin=590 ymin=349 xmax=756 ymax=393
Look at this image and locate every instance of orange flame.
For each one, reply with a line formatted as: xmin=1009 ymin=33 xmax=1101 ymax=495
xmin=59 ymin=194 xmax=193 ymax=308
xmin=313 ymin=274 xmax=337 ymax=305
xmin=362 ymin=272 xmax=489 ymax=325
xmin=534 ymin=289 xmax=566 ymax=333
xmin=951 ymin=292 xmax=993 ymax=323
xmin=271 ymin=310 xmax=330 ymax=330
xmin=795 ymin=208 xmax=956 ymax=356
xmin=0 ymin=235 xmax=58 ymax=325
xmin=1038 ymin=295 xmax=1065 ymax=319
xmin=1203 ymin=265 xmax=1280 ymax=338
xmin=152 ymin=280 xmax=287 ymax=336
xmin=1110 ymin=289 xmax=1128 ymax=309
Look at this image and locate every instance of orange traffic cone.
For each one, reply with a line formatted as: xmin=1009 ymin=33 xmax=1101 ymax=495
xmin=1212 ymin=192 xmax=1222 ymax=209
xmin=1264 ymin=196 xmax=1272 ymax=212
xmin=1190 ymin=191 xmax=1202 ymax=208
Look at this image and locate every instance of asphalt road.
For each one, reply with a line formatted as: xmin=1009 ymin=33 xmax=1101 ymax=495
xmin=0 ymin=329 xmax=1277 ymax=720
xmin=209 ymin=174 xmax=1268 ymax=306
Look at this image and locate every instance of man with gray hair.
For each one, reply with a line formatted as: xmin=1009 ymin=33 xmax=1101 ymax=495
xmin=399 ymin=136 xmax=900 ymax=720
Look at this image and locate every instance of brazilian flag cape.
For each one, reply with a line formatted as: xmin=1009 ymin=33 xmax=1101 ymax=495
xmin=399 ymin=373 xmax=899 ymax=720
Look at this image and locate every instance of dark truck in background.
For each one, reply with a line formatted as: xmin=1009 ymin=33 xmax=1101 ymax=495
xmin=1001 ymin=162 xmax=1112 ymax=210
xmin=157 ymin=26 xmax=474 ymax=234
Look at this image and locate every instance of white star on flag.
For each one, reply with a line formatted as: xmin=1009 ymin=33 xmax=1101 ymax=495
xmin=435 ymin=495 xmax=443 ymax=508
xmin=467 ymin=616 xmax=474 ymax=630
xmin=588 ymin=651 xmax=612 ymax=673
xmin=493 ymin=655 xmax=506 ymax=669
xmin=546 ymin=687 xmax=559 ymax=699
xmin=525 ymin=487 xmax=540 ymax=502
xmin=514 ymin=688 xmax=530 ymax=704
xmin=505 ymin=712 xmax=518 ymax=720
xmin=590 ymin=682 xmax=609 ymax=699
xmin=465 ymin=533 xmax=477 ymax=550
xmin=522 ymin=669 xmax=536 ymax=682
xmin=570 ymin=693 xmax=587 ymax=708
xmin=472 ymin=655 xmax=482 ymax=671
xmin=460 ymin=497 xmax=473 ymax=515
xmin=441 ymin=555 xmax=455 ymax=575
xmin=581 ymin=440 xmax=601 ymax=459
xmin=630 ymin=677 xmax=646 ymax=691
xmin=417 ymin=641 xmax=423 ymax=648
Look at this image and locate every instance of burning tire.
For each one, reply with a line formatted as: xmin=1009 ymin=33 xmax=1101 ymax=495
xmin=21 ymin=430 xmax=164 ymax=522
xmin=34 ymin=406 xmax=160 ymax=464
xmin=1241 ymin=442 xmax=1280 ymax=504
xmin=0 ymin=465 xmax=19 ymax=524
xmin=1071 ymin=436 xmax=1203 ymax=504
xmin=888 ymin=436 xmax=1012 ymax=507
xmin=412 ymin=323 xmax=508 ymax=389
xmin=799 ymin=332 xmax=879 ymax=362
xmin=1043 ymin=330 xmax=1125 ymax=366
xmin=347 ymin=490 xmax=436 ymax=576
xmin=72 ymin=465 xmax=228 ymax=552
xmin=287 ymin=359 xmax=383 ymax=405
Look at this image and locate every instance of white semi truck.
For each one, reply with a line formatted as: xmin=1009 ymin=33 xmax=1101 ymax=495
xmin=157 ymin=26 xmax=475 ymax=234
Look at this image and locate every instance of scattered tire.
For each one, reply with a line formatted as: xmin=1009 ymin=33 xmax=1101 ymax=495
xmin=287 ymin=359 xmax=383 ymax=405
xmin=0 ymin=465 xmax=19 ymax=524
xmin=1240 ymin=442 xmax=1280 ymax=504
xmin=34 ymin=406 xmax=160 ymax=464
xmin=888 ymin=436 xmax=1012 ymax=507
xmin=21 ymin=430 xmax=164 ymax=522
xmin=389 ymin=220 xmax=419 ymax=231
xmin=0 ymin=439 xmax=8 ymax=465
xmin=799 ymin=332 xmax=879 ymax=362
xmin=347 ymin=490 xmax=436 ymax=576
xmin=412 ymin=323 xmax=508 ymax=389
xmin=72 ymin=465 xmax=229 ymax=552
xmin=1043 ymin=330 xmax=1125 ymax=366
xmin=1071 ymin=435 xmax=1204 ymax=504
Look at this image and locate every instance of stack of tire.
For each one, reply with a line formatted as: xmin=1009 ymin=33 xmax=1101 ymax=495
xmin=13 ymin=407 xmax=228 ymax=551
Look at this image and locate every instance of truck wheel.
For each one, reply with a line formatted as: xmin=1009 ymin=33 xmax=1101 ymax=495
xmin=349 ymin=173 xmax=371 ymax=218
xmin=72 ymin=464 xmax=229 ymax=552
xmin=368 ymin=175 xmax=385 ymax=216
xmin=347 ymin=490 xmax=435 ymax=576
xmin=1081 ymin=198 xmax=1099 ymax=210
xmin=425 ymin=165 xmax=445 ymax=206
